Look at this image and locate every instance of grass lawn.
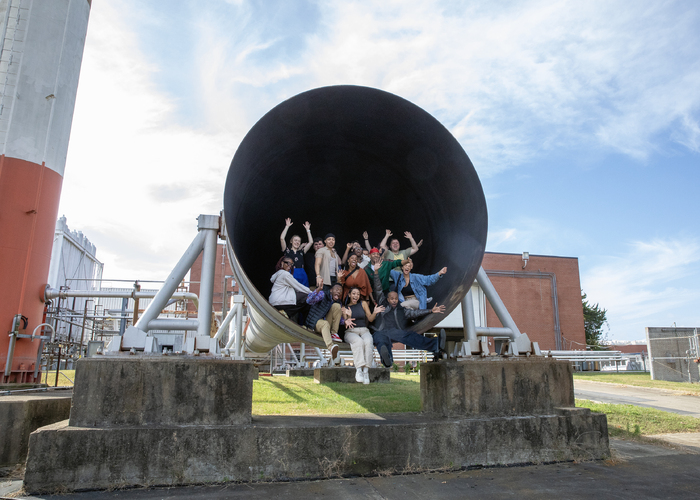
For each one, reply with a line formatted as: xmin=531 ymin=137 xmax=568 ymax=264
xmin=573 ymin=371 xmax=700 ymax=395
xmin=253 ymin=372 xmax=421 ymax=415
xmin=40 ymin=369 xmax=75 ymax=387
xmin=577 ymin=399 xmax=700 ymax=438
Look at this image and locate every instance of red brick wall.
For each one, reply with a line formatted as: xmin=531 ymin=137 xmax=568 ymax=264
xmin=613 ymin=344 xmax=648 ymax=354
xmin=188 ymin=244 xmax=237 ymax=314
xmin=481 ymin=252 xmax=586 ymax=351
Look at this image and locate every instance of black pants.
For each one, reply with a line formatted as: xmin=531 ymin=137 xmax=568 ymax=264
xmin=372 ymin=329 xmax=438 ymax=366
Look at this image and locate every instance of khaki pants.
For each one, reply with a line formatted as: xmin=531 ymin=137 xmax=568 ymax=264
xmin=344 ymin=327 xmax=374 ymax=369
xmin=314 ymin=303 xmax=341 ymax=348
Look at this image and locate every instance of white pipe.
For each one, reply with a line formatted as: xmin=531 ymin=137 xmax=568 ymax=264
xmin=31 ymin=323 xmax=55 ymax=341
xmin=475 ymin=327 xmax=514 ymax=336
xmin=462 ymin=289 xmax=477 ymax=342
xmin=234 ymin=297 xmax=245 ymax=359
xmin=214 ymin=304 xmax=238 ymax=341
xmin=476 ymin=267 xmax=520 ymax=339
xmin=135 ymin=230 xmax=207 ymax=331
xmin=44 ymin=288 xmax=199 ymax=310
xmin=225 ymin=331 xmax=237 ymax=350
xmin=146 ymin=319 xmax=199 ymax=331
xmin=197 ymin=217 xmax=219 ymax=337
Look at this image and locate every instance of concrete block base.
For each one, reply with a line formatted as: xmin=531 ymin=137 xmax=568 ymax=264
xmin=421 ymin=358 xmax=574 ymax=417
xmin=314 ymin=367 xmax=390 ymax=384
xmin=24 ymin=408 xmax=609 ymax=493
xmin=70 ymin=357 xmax=254 ymax=427
xmin=286 ymin=369 xmax=315 ymax=377
xmin=0 ymin=392 xmax=71 ymax=466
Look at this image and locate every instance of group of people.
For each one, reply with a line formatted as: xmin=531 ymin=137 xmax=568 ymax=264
xmin=269 ymin=218 xmax=447 ymax=384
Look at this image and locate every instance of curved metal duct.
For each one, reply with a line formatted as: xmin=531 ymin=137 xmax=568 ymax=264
xmin=224 ymin=85 xmax=487 ymax=353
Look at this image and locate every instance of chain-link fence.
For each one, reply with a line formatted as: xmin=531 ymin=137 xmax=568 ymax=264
xmin=646 ymin=327 xmax=700 ymax=383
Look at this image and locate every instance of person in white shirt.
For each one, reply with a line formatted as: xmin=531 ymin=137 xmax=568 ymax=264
xmin=269 ymin=257 xmax=312 ymax=321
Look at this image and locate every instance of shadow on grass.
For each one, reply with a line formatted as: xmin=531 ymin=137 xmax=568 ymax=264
xmin=258 ymin=378 xmax=308 ymax=402
xmin=319 ymin=373 xmax=422 ymax=414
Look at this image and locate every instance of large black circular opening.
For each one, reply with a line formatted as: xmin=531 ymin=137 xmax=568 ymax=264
xmin=224 ymin=85 xmax=487 ymax=334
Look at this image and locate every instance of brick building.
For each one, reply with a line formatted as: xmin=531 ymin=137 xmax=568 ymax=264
xmin=190 ymin=246 xmax=586 ymax=352
xmin=480 ymin=252 xmax=586 ymax=351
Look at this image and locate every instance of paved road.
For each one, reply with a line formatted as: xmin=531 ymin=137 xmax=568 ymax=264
xmin=573 ymin=379 xmax=700 ymax=418
xmin=2 ymin=439 xmax=698 ymax=499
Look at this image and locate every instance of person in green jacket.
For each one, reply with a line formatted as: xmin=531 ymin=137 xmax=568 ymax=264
xmin=364 ymin=248 xmax=402 ymax=302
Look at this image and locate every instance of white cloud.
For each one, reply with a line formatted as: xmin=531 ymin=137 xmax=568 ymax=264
xmin=189 ymin=0 xmax=700 ymax=174
xmin=60 ymin=1 xmax=234 ymax=280
xmin=581 ymin=238 xmax=700 ymax=340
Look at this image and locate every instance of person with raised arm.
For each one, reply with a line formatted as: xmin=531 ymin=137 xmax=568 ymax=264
xmin=391 ymin=258 xmax=447 ymax=310
xmin=338 ymin=254 xmax=374 ymax=304
xmin=342 ymin=286 xmax=385 ymax=384
xmin=341 ymin=240 xmax=370 ymax=269
xmin=304 ymin=237 xmax=324 ymax=290
xmin=280 ymin=218 xmax=313 ymax=286
xmin=364 ymin=248 xmax=402 ymax=301
xmin=370 ymin=262 xmax=447 ymax=368
xmin=379 ymin=230 xmax=420 ymax=261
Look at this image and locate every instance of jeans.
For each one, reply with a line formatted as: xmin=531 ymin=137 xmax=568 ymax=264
xmin=372 ymin=329 xmax=438 ymax=366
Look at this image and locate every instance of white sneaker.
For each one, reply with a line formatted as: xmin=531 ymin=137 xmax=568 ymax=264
xmin=355 ymin=367 xmax=364 ymax=383
xmin=362 ymin=366 xmax=370 ymax=384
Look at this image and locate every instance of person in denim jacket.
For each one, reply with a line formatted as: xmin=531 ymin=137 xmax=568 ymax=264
xmin=390 ymin=259 xmax=447 ymax=309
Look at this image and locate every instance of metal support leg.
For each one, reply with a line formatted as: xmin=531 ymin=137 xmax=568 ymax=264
xmin=196 ymin=215 xmax=220 ymax=338
xmin=233 ymin=297 xmax=244 ymax=359
xmin=462 ymin=289 xmax=477 ymax=342
xmin=135 ymin=230 xmax=207 ymax=331
xmin=476 ymin=267 xmax=521 ymax=338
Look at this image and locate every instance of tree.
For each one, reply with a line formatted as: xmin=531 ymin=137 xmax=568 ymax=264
xmin=582 ymin=292 xmax=608 ymax=350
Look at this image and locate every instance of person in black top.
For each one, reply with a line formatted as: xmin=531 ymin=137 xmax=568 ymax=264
xmin=280 ymin=218 xmax=314 ymax=286
xmin=370 ymin=261 xmax=447 ymax=367
xmin=342 ymin=286 xmax=384 ymax=384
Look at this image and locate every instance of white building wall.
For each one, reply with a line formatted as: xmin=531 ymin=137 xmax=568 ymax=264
xmin=435 ymin=283 xmax=486 ymax=330
xmin=47 ymin=215 xmax=102 ymax=291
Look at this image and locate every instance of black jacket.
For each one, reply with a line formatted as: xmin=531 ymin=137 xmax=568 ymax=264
xmin=305 ymin=290 xmax=341 ymax=329
xmin=371 ymin=267 xmax=431 ymax=331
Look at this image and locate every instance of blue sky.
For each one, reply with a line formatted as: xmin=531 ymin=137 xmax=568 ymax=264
xmin=58 ymin=0 xmax=700 ymax=342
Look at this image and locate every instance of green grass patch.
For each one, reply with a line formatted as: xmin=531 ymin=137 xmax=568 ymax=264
xmin=40 ymin=370 xmax=75 ymax=387
xmin=573 ymin=371 xmax=700 ymax=395
xmin=577 ymin=399 xmax=700 ymax=437
xmin=253 ymin=372 xmax=421 ymax=415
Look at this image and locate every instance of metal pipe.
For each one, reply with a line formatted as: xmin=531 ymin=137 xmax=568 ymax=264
xmin=462 ymin=289 xmax=477 ymax=342
xmin=132 ymin=281 xmax=141 ymax=324
xmin=214 ymin=303 xmax=238 ymax=341
xmin=196 ymin=215 xmax=220 ymax=337
xmin=475 ymin=327 xmax=514 ymax=336
xmin=4 ymin=333 xmax=17 ymax=378
xmin=233 ymin=296 xmax=245 ymax=359
xmin=79 ymin=300 xmax=92 ymax=358
xmin=54 ymin=345 xmax=61 ymax=388
xmin=135 ymin=230 xmax=207 ymax=331
xmin=44 ymin=288 xmax=200 ymax=310
xmin=475 ymin=267 xmax=520 ymax=339
xmin=225 ymin=331 xmax=237 ymax=350
xmin=145 ymin=319 xmax=199 ymax=331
